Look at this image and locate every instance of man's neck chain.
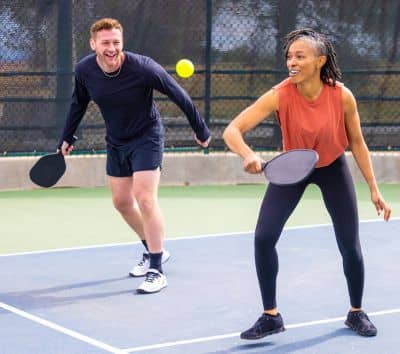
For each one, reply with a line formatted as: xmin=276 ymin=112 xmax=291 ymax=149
xmin=101 ymin=65 xmax=122 ymax=78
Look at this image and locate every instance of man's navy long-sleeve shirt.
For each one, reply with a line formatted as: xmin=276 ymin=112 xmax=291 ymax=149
xmin=60 ymin=52 xmax=210 ymax=148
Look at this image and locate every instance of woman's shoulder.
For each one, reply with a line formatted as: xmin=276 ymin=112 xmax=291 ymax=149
xmin=326 ymin=80 xmax=344 ymax=91
xmin=325 ymin=80 xmax=346 ymax=102
xmin=333 ymin=80 xmax=344 ymax=87
xmin=333 ymin=82 xmax=354 ymax=100
xmin=272 ymin=78 xmax=293 ymax=91
xmin=340 ymin=84 xmax=357 ymax=111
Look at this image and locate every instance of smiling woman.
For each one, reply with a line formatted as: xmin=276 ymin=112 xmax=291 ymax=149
xmin=223 ymin=28 xmax=391 ymax=340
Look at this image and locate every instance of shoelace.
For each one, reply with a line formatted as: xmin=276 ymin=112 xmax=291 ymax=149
xmin=356 ymin=311 xmax=371 ymax=322
xmin=145 ymin=272 xmax=160 ymax=283
xmin=351 ymin=311 xmax=374 ymax=328
xmin=138 ymin=254 xmax=149 ymax=266
xmin=254 ymin=314 xmax=271 ymax=330
xmin=352 ymin=311 xmax=367 ymax=320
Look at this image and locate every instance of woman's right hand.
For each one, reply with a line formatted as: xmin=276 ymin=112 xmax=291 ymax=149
xmin=243 ymin=153 xmax=264 ymax=174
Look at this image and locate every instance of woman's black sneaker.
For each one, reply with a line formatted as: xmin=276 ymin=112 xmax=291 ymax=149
xmin=345 ymin=310 xmax=377 ymax=337
xmin=240 ymin=313 xmax=285 ymax=340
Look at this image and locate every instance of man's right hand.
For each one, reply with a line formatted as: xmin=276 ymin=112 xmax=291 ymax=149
xmin=194 ymin=135 xmax=211 ymax=148
xmin=60 ymin=141 xmax=74 ymax=156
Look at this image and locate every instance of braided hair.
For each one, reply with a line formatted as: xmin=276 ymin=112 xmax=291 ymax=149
xmin=283 ymin=29 xmax=341 ymax=86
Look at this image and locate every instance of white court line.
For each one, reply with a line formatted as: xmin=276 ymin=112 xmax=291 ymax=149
xmin=1 ymin=219 xmax=398 ymax=351
xmin=0 ymin=231 xmax=252 ymax=258
xmin=123 ymin=308 xmax=400 ymax=353
xmin=1 ymin=217 xmax=398 ymax=258
xmin=0 ymin=302 xmax=127 ymax=354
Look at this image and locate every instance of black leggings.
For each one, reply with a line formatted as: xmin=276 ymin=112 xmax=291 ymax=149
xmin=254 ymin=154 xmax=364 ymax=310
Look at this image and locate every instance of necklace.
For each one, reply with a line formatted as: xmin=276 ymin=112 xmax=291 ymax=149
xmin=101 ymin=65 xmax=122 ymax=78
xmin=97 ymin=54 xmax=124 ymax=78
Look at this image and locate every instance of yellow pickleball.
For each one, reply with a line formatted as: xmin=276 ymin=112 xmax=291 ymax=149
xmin=176 ymin=59 xmax=195 ymax=78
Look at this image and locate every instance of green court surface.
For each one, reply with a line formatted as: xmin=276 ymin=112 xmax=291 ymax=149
xmin=0 ymin=184 xmax=398 ymax=254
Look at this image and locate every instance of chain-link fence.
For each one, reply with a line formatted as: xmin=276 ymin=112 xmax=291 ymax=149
xmin=1 ymin=0 xmax=399 ymax=154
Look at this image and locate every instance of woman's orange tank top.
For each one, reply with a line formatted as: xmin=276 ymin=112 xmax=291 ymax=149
xmin=273 ymin=78 xmax=348 ymax=168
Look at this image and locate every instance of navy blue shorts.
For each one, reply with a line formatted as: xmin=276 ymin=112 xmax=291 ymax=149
xmin=106 ymin=123 xmax=164 ymax=177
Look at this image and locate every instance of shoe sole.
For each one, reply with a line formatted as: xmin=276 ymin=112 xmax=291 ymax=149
xmin=344 ymin=320 xmax=377 ymax=337
xmin=129 ymin=254 xmax=171 ymax=278
xmin=129 ymin=270 xmax=148 ymax=278
xmin=240 ymin=326 xmax=285 ymax=340
xmin=136 ymin=283 xmax=168 ymax=294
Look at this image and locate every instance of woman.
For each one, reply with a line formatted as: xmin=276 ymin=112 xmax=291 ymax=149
xmin=223 ymin=28 xmax=391 ymax=339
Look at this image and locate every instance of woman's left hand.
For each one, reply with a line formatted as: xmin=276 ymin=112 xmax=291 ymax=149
xmin=371 ymin=190 xmax=391 ymax=221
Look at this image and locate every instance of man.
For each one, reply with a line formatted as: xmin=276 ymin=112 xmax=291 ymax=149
xmin=59 ymin=18 xmax=211 ymax=294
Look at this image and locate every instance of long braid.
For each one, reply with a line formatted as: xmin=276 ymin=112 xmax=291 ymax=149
xmin=283 ymin=29 xmax=342 ymax=86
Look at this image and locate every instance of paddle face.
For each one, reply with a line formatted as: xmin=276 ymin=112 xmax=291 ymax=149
xmin=263 ymin=149 xmax=319 ymax=186
xmin=29 ymin=153 xmax=66 ymax=188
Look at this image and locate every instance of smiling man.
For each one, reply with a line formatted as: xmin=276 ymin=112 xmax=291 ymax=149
xmin=58 ymin=18 xmax=210 ymax=294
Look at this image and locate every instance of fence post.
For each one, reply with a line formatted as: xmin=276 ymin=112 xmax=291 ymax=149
xmin=203 ymin=0 xmax=212 ymax=154
xmin=55 ymin=0 xmax=73 ymax=134
xmin=204 ymin=0 xmax=212 ymax=127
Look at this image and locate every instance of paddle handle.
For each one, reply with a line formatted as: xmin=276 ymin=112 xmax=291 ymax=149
xmin=261 ymin=161 xmax=268 ymax=171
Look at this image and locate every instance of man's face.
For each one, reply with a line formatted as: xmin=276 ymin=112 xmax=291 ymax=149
xmin=90 ymin=28 xmax=123 ymax=70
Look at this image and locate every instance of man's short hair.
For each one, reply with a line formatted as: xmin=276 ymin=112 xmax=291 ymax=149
xmin=90 ymin=18 xmax=123 ymax=38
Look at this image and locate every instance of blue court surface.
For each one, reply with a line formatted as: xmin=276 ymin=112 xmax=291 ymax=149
xmin=1 ymin=219 xmax=399 ymax=354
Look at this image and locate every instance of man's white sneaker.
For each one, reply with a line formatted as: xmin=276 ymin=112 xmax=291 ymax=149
xmin=136 ymin=269 xmax=167 ymax=294
xmin=161 ymin=249 xmax=171 ymax=264
xmin=129 ymin=249 xmax=170 ymax=277
xmin=129 ymin=253 xmax=149 ymax=277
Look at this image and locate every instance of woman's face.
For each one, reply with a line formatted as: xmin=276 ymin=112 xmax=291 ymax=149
xmin=286 ymin=38 xmax=326 ymax=84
